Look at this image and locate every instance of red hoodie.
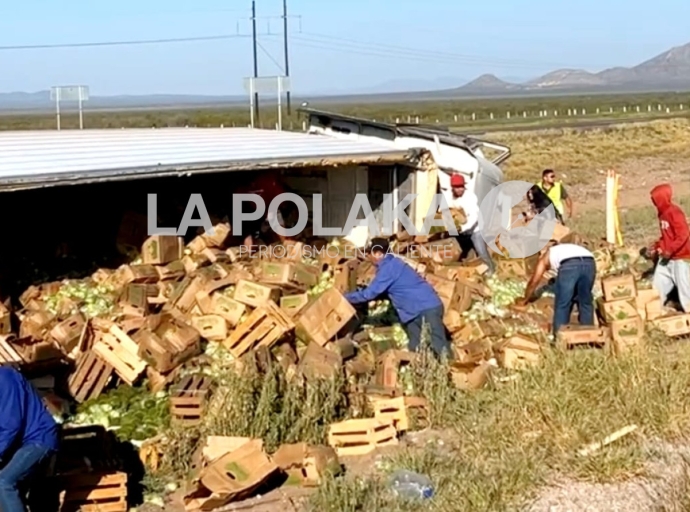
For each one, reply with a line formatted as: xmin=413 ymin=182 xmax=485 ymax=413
xmin=651 ymin=184 xmax=690 ymax=259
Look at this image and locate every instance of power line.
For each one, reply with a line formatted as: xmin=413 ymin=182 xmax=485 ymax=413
xmin=268 ymin=34 xmax=571 ymax=70
xmin=0 ymin=33 xmax=251 ymax=51
xmin=289 ymin=32 xmax=580 ymax=69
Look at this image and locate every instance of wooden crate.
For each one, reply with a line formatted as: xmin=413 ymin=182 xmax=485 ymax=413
xmin=170 ymin=375 xmax=214 ymax=426
xmin=56 ymin=425 xmax=123 ymax=476
xmin=295 ymin=288 xmax=356 ymax=346
xmin=57 ymin=471 xmax=127 ymax=512
xmin=0 ymin=334 xmax=23 ymax=364
xmin=92 ymin=326 xmax=147 ymax=385
xmin=68 ymin=350 xmax=114 ymax=403
xmin=375 ymin=350 xmax=417 ymax=391
xmin=557 ymin=325 xmax=609 ymax=351
xmin=372 ymin=396 xmax=428 ymax=432
xmin=223 ymin=301 xmax=294 ymax=358
xmin=327 ymin=418 xmax=397 ymax=457
xmin=50 ymin=313 xmax=87 ymax=354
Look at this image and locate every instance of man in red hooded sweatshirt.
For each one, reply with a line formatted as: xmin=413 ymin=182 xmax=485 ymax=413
xmin=648 ymin=183 xmax=690 ymax=312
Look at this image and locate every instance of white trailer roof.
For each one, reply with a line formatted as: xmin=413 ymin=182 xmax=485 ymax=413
xmin=0 ymin=127 xmax=413 ymax=191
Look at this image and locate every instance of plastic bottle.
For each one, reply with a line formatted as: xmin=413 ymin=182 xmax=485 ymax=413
xmin=389 ymin=470 xmax=434 ymax=500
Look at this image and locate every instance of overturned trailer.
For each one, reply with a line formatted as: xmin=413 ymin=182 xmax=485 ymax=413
xmin=0 ymin=126 xmax=467 ymax=293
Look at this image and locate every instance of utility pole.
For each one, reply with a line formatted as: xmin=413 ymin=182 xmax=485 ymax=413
xmin=251 ymin=0 xmax=260 ymax=125
xmin=282 ymin=0 xmax=291 ymax=115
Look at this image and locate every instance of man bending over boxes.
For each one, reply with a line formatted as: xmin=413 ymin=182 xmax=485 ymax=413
xmin=344 ymin=238 xmax=452 ymax=359
xmin=516 ymin=240 xmax=596 ymax=335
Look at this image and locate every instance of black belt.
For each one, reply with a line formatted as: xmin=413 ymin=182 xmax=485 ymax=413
xmin=560 ymin=256 xmax=594 ymax=265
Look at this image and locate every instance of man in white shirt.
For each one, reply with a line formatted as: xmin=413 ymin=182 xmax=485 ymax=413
xmin=448 ymin=173 xmax=496 ymax=275
xmin=516 ymin=241 xmax=596 ymax=335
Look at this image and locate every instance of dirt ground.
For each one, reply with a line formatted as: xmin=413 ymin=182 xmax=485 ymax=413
xmin=567 ymin=156 xmax=690 ymax=214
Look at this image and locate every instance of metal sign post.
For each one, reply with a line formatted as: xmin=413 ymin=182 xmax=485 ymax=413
xmin=50 ymin=86 xmax=89 ymax=130
xmin=242 ymin=76 xmax=290 ymax=130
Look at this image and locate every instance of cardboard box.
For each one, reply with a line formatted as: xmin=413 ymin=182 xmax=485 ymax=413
xmin=645 ymin=298 xmax=663 ymax=321
xmin=454 ymin=339 xmax=492 ymax=365
xmin=295 ymin=289 xmax=356 ymax=346
xmin=188 ymin=439 xmax=278 ymax=510
xmin=610 ymin=317 xmax=645 ymax=354
xmin=141 ymin=235 xmax=184 ymax=265
xmin=290 ymin=263 xmax=320 ymax=289
xmin=450 ymin=361 xmax=491 ymax=390
xmin=259 ymin=261 xmax=292 ymax=284
xmin=597 ymin=297 xmax=639 ymax=323
xmin=280 ymin=293 xmax=310 ymax=317
xmin=233 ymin=280 xmax=282 ymax=308
xmin=49 ymin=313 xmax=86 ymax=354
xmin=420 ymin=238 xmax=462 ymax=264
xmin=298 ymin=343 xmax=343 ymax=380
xmin=210 ymin=294 xmax=246 ymax=326
xmin=200 ymin=222 xmax=231 ymax=248
xmin=601 ymin=274 xmax=637 ymax=301
xmin=635 ymin=288 xmax=661 ymax=321
xmin=135 ymin=321 xmax=201 ymax=373
xmin=496 ymin=334 xmax=541 ymax=369
xmin=424 ymin=274 xmax=460 ymax=308
xmin=191 ymin=315 xmax=228 ymax=341
xmin=272 ymin=443 xmax=340 ymax=487
xmin=119 ymin=284 xmax=150 ymax=316
xmin=496 ymin=254 xmax=539 ymax=278
xmin=155 ymin=260 xmax=186 ymax=282
xmin=651 ymin=314 xmax=690 ymax=337
xmin=163 ymin=277 xmax=205 ymax=314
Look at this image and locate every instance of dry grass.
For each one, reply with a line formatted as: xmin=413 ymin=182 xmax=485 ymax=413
xmin=492 ymin=118 xmax=690 ymax=183
xmin=309 ymin=335 xmax=690 ymax=512
xmin=150 ymin=353 xmax=354 ymax=486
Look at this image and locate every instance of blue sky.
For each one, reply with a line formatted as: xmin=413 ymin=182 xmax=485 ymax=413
xmin=1 ymin=0 xmax=688 ymax=95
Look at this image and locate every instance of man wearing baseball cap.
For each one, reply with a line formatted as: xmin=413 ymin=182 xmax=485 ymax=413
xmin=448 ymin=173 xmax=495 ymax=275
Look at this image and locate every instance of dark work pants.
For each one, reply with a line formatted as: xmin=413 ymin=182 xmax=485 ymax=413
xmin=456 ymin=231 xmax=496 ymax=274
xmin=553 ymin=257 xmax=596 ymax=335
xmin=403 ymin=306 xmax=452 ymax=359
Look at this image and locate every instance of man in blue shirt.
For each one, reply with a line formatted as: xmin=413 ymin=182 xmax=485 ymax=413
xmin=344 ymin=238 xmax=452 ymax=358
xmin=0 ymin=365 xmax=59 ymax=512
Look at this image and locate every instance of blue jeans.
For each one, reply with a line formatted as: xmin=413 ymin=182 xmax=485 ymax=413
xmin=0 ymin=443 xmax=54 ymax=512
xmin=553 ymin=257 xmax=596 ymax=335
xmin=404 ymin=306 xmax=452 ymax=359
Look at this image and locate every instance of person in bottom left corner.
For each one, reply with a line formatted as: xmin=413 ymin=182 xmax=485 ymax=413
xmin=0 ymin=365 xmax=59 ymax=512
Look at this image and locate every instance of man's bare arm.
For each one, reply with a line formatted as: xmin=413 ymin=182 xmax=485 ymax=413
xmin=519 ymin=253 xmax=550 ymax=304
